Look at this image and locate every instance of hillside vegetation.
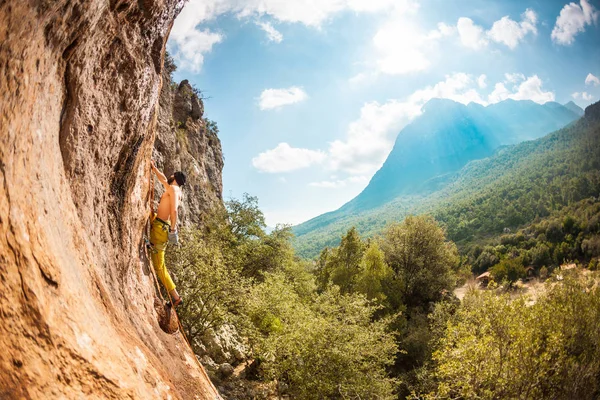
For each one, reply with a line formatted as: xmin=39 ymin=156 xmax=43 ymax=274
xmin=163 ymin=103 xmax=600 ymax=399
xmin=170 ymin=193 xmax=600 ymax=399
xmin=294 ymin=101 xmax=597 ymax=259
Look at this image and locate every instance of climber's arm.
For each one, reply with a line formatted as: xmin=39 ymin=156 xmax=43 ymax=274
xmin=169 ymin=186 xmax=179 ymax=232
xmin=151 ymin=160 xmax=170 ymax=190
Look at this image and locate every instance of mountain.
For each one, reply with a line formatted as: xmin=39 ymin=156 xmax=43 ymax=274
xmin=564 ymin=100 xmax=585 ymax=116
xmin=293 ymin=99 xmax=583 ymax=258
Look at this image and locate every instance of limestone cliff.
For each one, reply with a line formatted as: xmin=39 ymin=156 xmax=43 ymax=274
xmin=153 ymin=74 xmax=224 ymax=226
xmin=0 ymin=1 xmax=219 ymax=398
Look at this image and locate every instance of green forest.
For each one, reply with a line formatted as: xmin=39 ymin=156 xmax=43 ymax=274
xmin=168 ymin=193 xmax=600 ymax=399
xmin=164 ymin=103 xmax=600 ymax=399
xmin=293 ymin=110 xmax=600 ymax=260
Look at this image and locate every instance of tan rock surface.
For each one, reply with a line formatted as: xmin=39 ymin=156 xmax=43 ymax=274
xmin=0 ymin=0 xmax=219 ymax=398
xmin=153 ymin=76 xmax=224 ymax=227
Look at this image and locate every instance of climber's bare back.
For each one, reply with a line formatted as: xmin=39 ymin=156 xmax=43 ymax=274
xmin=157 ymin=185 xmax=181 ymax=222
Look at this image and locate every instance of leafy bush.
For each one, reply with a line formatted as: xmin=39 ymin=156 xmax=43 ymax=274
xmin=420 ymin=278 xmax=600 ymax=399
xmin=490 ymin=257 xmax=526 ymax=285
xmin=166 ymin=228 xmax=248 ymax=351
xmin=380 ymin=215 xmax=460 ymax=309
xmin=245 ymin=273 xmax=398 ymax=399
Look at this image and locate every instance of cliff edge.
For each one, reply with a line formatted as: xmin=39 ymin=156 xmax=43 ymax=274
xmin=0 ymin=1 xmax=219 ymax=398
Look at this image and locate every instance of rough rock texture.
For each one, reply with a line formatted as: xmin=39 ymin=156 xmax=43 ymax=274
xmin=0 ymin=1 xmax=219 ymax=398
xmin=153 ymin=76 xmax=224 ymax=226
xmin=199 ymin=325 xmax=247 ymax=365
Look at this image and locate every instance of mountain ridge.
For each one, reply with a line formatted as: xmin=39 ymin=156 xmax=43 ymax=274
xmin=293 ymin=98 xmax=584 ymax=258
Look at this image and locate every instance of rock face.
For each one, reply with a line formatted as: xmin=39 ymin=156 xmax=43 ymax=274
xmin=0 ymin=1 xmax=219 ymax=398
xmin=200 ymin=325 xmax=247 ymax=365
xmin=153 ymin=75 xmax=224 ymax=226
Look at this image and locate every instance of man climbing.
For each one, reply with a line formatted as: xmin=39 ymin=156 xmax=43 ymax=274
xmin=149 ymin=160 xmax=186 ymax=307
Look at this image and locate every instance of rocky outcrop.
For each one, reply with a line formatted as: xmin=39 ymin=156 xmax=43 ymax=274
xmin=0 ymin=1 xmax=219 ymax=398
xmin=153 ymin=76 xmax=224 ymax=226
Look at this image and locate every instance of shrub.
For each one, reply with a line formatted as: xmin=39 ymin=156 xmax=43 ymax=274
xmin=490 ymin=257 xmax=526 ymax=286
xmin=245 ymin=273 xmax=398 ymax=399
xmin=421 ymin=279 xmax=600 ymax=399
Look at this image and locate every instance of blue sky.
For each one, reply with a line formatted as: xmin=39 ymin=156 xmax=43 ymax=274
xmin=167 ymin=0 xmax=600 ymax=226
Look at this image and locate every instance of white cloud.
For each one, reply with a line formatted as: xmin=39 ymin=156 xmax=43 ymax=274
xmin=456 ymin=9 xmax=537 ymax=51
xmin=253 ymin=72 xmax=555 ymax=177
xmin=573 ymin=91 xmax=595 ymax=101
xmin=309 ymin=176 xmax=369 ymax=188
xmin=457 ymin=17 xmax=489 ymax=49
xmin=252 ymin=143 xmax=326 ymax=173
xmin=427 ymin=22 xmax=457 ymax=39
xmin=372 ymin=15 xmax=431 ymax=75
xmin=505 ymin=72 xmax=526 ymax=83
xmin=586 ymin=73 xmax=600 ymax=86
xmin=487 ymin=9 xmax=537 ymax=49
xmin=257 ymin=21 xmax=283 ymax=43
xmin=258 ymin=87 xmax=308 ymax=110
xmin=409 ymin=73 xmax=487 ymax=105
xmin=370 ymin=4 xmax=454 ymax=76
xmin=488 ymin=74 xmax=554 ymax=104
xmin=328 ymin=100 xmax=422 ymax=175
xmin=237 ymin=0 xmax=400 ymax=26
xmin=169 ymin=0 xmax=403 ymax=71
xmin=551 ymin=0 xmax=598 ymax=45
xmin=168 ymin=29 xmax=223 ymax=72
xmin=477 ymin=74 xmax=487 ymax=89
xmin=348 ymin=72 xmax=373 ymax=85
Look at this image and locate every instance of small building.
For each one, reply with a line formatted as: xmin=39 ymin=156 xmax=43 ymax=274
xmin=476 ymin=271 xmax=492 ymax=286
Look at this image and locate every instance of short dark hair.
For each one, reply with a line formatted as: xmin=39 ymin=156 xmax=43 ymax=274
xmin=174 ymin=171 xmax=186 ymax=187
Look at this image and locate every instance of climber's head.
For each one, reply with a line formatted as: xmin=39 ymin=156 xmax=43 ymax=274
xmin=168 ymin=171 xmax=186 ymax=188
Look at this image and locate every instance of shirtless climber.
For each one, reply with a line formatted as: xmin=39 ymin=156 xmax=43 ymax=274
xmin=149 ymin=160 xmax=186 ymax=307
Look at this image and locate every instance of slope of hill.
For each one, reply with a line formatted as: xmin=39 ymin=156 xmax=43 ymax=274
xmin=293 ymin=101 xmax=599 ymax=259
xmin=343 ymin=99 xmax=579 ymax=213
xmin=564 ymin=100 xmax=585 ymax=116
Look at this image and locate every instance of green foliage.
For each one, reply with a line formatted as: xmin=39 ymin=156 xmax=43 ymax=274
xmin=490 ymin=257 xmax=526 ymax=285
xmin=204 ymin=118 xmax=219 ymax=136
xmin=380 ymin=215 xmax=460 ymax=309
xmin=164 ymin=51 xmax=177 ymax=79
xmin=315 ymin=227 xmax=365 ymax=294
xmin=166 ymin=228 xmax=248 ymax=351
xmin=226 ymin=193 xmax=266 ymax=240
xmin=420 ymin=278 xmax=600 ymax=399
xmin=463 ymin=198 xmax=600 ymax=276
xmin=294 ymin=116 xmax=600 ymax=259
xmin=355 ymin=241 xmax=393 ymax=304
xmin=170 ymin=194 xmax=399 ymax=397
xmin=245 ymin=273 xmax=398 ymax=399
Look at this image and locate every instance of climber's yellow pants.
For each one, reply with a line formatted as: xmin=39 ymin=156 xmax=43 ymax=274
xmin=149 ymin=215 xmax=176 ymax=292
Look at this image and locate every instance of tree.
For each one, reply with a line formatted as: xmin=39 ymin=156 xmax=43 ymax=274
xmin=166 ymin=228 xmax=248 ymax=352
xmin=380 ymin=215 xmax=459 ymax=309
xmin=355 ymin=241 xmax=393 ymax=304
xmin=490 ymin=257 xmax=526 ymax=286
xmin=164 ymin=51 xmax=177 ymax=79
xmin=245 ymin=273 xmax=398 ymax=399
xmin=316 ymin=227 xmax=365 ymax=294
xmin=421 ymin=279 xmax=600 ymax=399
xmin=225 ymin=193 xmax=266 ymax=241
